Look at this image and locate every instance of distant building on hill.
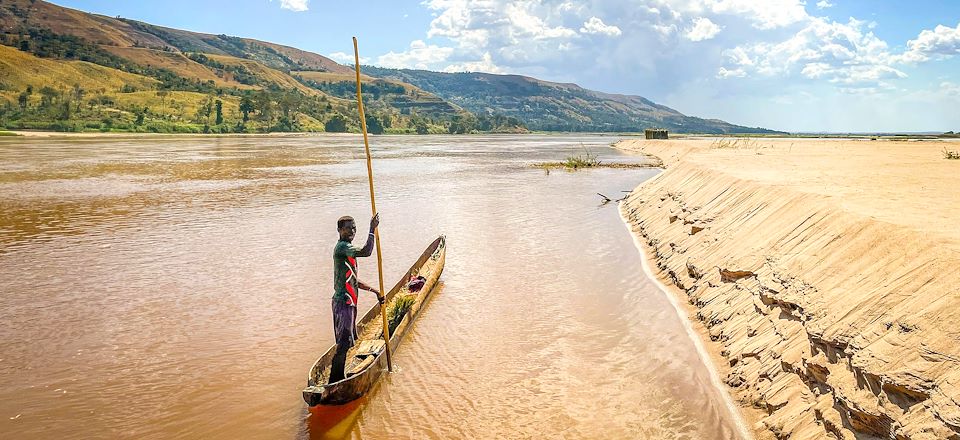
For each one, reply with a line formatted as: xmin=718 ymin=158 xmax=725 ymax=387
xmin=645 ymin=128 xmax=669 ymax=139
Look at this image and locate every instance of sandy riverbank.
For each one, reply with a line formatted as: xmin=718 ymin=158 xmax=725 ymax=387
xmin=617 ymin=138 xmax=960 ymax=439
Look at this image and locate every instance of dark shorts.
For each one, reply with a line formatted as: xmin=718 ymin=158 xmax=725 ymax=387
xmin=332 ymin=298 xmax=357 ymax=348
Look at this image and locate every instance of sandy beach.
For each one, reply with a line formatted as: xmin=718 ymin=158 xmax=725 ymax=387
xmin=618 ymin=138 xmax=960 ymax=439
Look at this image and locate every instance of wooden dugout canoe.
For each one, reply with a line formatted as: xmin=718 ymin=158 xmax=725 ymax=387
xmin=302 ymin=235 xmax=446 ymax=406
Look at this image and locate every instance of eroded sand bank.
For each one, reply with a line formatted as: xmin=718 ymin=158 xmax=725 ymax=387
xmin=617 ymin=138 xmax=960 ymax=439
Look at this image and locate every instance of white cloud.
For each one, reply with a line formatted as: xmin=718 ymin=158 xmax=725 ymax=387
xmin=378 ymin=0 xmax=955 ymax=107
xmin=418 ymin=0 xmax=586 ymax=69
xmin=898 ymin=22 xmax=960 ymax=63
xmin=686 ymin=17 xmax=721 ymax=41
xmin=719 ymin=17 xmax=901 ymax=87
xmin=652 ymin=23 xmax=678 ymax=38
xmin=829 ymin=65 xmax=905 ymax=86
xmin=704 ymin=0 xmax=809 ymax=30
xmin=717 ymin=67 xmax=746 ymax=78
xmin=941 ymin=81 xmax=960 ymax=97
xmin=443 ymin=52 xmax=503 ymax=73
xmin=275 ymin=0 xmax=309 ymax=12
xmin=800 ymin=62 xmax=831 ymax=79
xmin=328 ymin=52 xmax=368 ymax=65
xmin=580 ymin=17 xmax=622 ymax=37
xmin=375 ymin=40 xmax=454 ymax=70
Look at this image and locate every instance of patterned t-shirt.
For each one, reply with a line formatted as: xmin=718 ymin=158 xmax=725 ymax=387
xmin=333 ymin=240 xmax=363 ymax=306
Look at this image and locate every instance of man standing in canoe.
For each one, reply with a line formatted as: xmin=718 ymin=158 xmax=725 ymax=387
xmin=330 ymin=213 xmax=383 ymax=383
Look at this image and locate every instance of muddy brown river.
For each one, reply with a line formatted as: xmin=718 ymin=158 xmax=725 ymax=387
xmin=0 ymin=134 xmax=746 ymax=439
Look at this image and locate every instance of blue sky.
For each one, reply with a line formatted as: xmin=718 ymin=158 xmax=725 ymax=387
xmin=51 ymin=1 xmax=960 ymax=132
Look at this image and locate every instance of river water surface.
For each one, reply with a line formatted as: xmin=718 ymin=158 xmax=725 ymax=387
xmin=0 ymin=134 xmax=744 ymax=439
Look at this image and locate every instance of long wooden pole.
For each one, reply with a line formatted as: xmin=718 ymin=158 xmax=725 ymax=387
xmin=353 ymin=37 xmax=393 ymax=372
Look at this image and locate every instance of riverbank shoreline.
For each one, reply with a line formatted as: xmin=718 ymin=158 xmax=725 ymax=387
xmin=616 ymin=138 xmax=960 ymax=439
xmin=0 ymin=130 xmax=584 ymax=138
xmin=619 ymin=206 xmax=759 ymax=440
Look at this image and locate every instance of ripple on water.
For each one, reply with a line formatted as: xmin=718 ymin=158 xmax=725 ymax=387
xmin=0 ymin=135 xmax=744 ymax=440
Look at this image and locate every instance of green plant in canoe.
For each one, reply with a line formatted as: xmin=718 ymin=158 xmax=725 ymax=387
xmin=387 ymin=295 xmax=416 ymax=334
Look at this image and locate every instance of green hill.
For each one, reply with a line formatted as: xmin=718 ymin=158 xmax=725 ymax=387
xmin=362 ymin=67 xmax=779 ymax=134
xmin=0 ymin=0 xmax=776 ymax=134
xmin=0 ymin=0 xmax=485 ymax=133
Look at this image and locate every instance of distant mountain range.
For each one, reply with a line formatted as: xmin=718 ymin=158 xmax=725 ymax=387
xmin=364 ymin=67 xmax=775 ymax=133
xmin=0 ymin=0 xmax=780 ymax=134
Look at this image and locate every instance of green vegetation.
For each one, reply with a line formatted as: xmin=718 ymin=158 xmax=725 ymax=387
xmin=0 ymin=130 xmax=20 ymax=136
xmin=363 ymin=66 xmax=780 ymax=134
xmin=944 ymin=148 xmax=960 ymax=160
xmin=534 ymin=147 xmax=659 ymax=171
xmin=186 ymin=53 xmax=260 ymax=85
xmin=300 ymin=79 xmax=405 ymax=100
xmin=387 ymin=295 xmax=416 ymax=334
xmin=0 ymin=0 xmax=772 ymax=135
xmin=562 ymin=150 xmax=602 ymax=169
xmin=0 ymin=28 xmax=525 ymax=134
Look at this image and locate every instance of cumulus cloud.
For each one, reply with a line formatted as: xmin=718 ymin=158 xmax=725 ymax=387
xmin=273 ymin=0 xmax=309 ymax=12
xmin=704 ymin=0 xmax=809 ymax=30
xmin=687 ymin=17 xmax=721 ymax=41
xmin=717 ymin=67 xmax=746 ymax=78
xmin=443 ymin=52 xmax=503 ymax=73
xmin=357 ymin=0 xmax=960 ymax=130
xmin=580 ymin=17 xmax=622 ymax=36
xmin=375 ymin=40 xmax=455 ymax=70
xmin=719 ymin=17 xmax=902 ymax=87
xmin=898 ymin=22 xmax=960 ymax=63
xmin=328 ymin=52 xmax=368 ymax=65
xmin=716 ymin=16 xmax=960 ymax=93
xmin=375 ymin=0 xmax=956 ymax=99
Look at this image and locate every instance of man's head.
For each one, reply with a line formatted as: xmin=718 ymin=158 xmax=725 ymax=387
xmin=337 ymin=216 xmax=356 ymax=242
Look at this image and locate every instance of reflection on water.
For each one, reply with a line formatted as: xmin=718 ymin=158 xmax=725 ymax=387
xmin=0 ymin=134 xmax=743 ymax=439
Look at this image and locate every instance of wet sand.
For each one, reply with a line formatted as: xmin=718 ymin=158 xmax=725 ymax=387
xmin=617 ymin=138 xmax=960 ymax=439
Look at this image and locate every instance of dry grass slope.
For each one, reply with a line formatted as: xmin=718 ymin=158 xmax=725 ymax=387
xmin=0 ymin=45 xmax=157 ymax=97
xmin=103 ymin=47 xmax=249 ymax=88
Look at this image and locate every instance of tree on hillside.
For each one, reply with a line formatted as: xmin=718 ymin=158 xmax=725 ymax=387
xmin=72 ymin=83 xmax=84 ymax=112
xmin=58 ymin=101 xmax=71 ymax=121
xmin=38 ymin=86 xmax=58 ymax=109
xmin=18 ymin=92 xmax=29 ymax=110
xmin=239 ymin=96 xmax=254 ymax=122
xmin=275 ymin=92 xmax=302 ymax=131
xmin=156 ymin=90 xmax=169 ymax=110
xmin=325 ymin=114 xmax=347 ymax=133
xmin=194 ymin=96 xmax=214 ymax=124
xmin=215 ymin=100 xmax=223 ymax=125
xmin=447 ymin=114 xmax=478 ymax=134
xmin=254 ymin=91 xmax=273 ymax=123
xmin=416 ymin=121 xmax=429 ymax=135
xmin=365 ymin=114 xmax=384 ymax=135
xmin=134 ymin=107 xmax=147 ymax=126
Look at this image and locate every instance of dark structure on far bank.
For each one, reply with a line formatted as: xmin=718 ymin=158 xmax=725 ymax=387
xmin=645 ymin=128 xmax=669 ymax=139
